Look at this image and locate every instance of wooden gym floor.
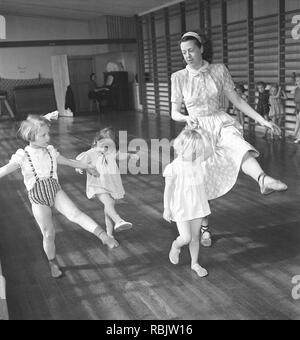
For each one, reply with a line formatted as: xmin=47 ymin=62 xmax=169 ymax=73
xmin=0 ymin=111 xmax=299 ymax=320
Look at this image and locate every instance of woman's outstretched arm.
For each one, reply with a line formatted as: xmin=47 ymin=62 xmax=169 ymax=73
xmin=225 ymin=90 xmax=281 ymax=134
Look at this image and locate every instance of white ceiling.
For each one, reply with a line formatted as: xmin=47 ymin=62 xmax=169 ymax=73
xmin=0 ymin=0 xmax=183 ymax=20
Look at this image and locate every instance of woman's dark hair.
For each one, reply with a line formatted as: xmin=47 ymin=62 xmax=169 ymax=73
xmin=180 ymin=31 xmax=213 ymax=63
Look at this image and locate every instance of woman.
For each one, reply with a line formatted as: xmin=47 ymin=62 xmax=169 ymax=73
xmin=171 ymin=31 xmax=287 ymax=247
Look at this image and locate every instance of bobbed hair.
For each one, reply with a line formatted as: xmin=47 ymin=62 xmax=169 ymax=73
xmin=173 ymin=128 xmax=204 ymax=160
xmin=91 ymin=127 xmax=119 ymax=151
xmin=18 ymin=115 xmax=51 ymax=143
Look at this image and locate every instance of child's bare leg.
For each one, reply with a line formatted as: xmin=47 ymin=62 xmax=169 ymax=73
xmin=105 ymin=212 xmax=114 ymax=238
xmin=54 ymin=190 xmax=118 ymax=249
xmin=97 ymin=194 xmax=121 ymax=224
xmin=98 ymin=193 xmax=132 ymax=233
xmin=189 ymin=218 xmax=208 ymax=278
xmin=32 ymin=204 xmax=62 ymax=278
xmin=270 ymin=117 xmax=276 ymax=139
xmin=169 ymin=221 xmax=191 ymax=265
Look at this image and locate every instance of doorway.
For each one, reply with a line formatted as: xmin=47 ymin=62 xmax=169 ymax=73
xmin=68 ymin=56 xmax=94 ymax=114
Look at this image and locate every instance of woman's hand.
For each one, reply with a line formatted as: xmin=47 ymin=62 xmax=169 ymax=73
xmin=185 ymin=116 xmax=199 ymax=129
xmin=261 ymin=120 xmax=282 ymax=136
xmin=163 ymin=209 xmax=172 ymax=223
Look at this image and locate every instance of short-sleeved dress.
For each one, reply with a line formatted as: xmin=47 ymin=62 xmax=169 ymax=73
xmin=269 ymin=96 xmax=284 ymax=118
xmin=171 ymin=61 xmax=259 ymax=200
xmin=76 ymin=148 xmax=125 ymax=200
xmin=163 ymin=157 xmax=211 ymax=222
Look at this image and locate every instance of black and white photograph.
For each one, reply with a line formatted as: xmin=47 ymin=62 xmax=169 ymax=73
xmin=0 ymin=0 xmax=300 ymax=323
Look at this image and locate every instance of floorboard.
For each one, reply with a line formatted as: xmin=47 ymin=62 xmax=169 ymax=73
xmin=0 ymin=112 xmax=299 ymax=320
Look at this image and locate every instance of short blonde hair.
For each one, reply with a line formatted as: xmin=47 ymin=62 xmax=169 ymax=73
xmin=18 ymin=115 xmax=51 ymax=142
xmin=173 ymin=128 xmax=204 ymax=160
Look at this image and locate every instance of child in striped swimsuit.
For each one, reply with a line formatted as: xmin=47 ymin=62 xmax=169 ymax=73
xmin=0 ymin=114 xmax=118 ymax=279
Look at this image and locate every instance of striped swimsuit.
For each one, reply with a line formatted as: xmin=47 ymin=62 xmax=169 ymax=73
xmin=25 ymin=149 xmax=61 ymax=207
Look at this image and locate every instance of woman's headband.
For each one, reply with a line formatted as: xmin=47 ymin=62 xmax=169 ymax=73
xmin=181 ymin=32 xmax=202 ymax=44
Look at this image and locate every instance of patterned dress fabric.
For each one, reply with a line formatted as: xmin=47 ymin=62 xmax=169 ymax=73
xmin=171 ymin=61 xmax=259 ymax=200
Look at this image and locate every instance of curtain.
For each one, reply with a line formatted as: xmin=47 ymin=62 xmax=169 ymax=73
xmin=51 ymin=55 xmax=72 ymax=117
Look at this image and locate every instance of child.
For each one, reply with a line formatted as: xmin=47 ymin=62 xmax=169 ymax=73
xmin=0 ymin=115 xmax=118 ymax=279
xmin=291 ymin=73 xmax=300 ymax=143
xmin=163 ymin=128 xmax=212 ymax=278
xmin=76 ymin=127 xmax=137 ymax=242
xmin=233 ymin=84 xmax=247 ymax=130
xmin=256 ymin=81 xmax=270 ymax=139
xmin=269 ymin=84 xmax=288 ymax=139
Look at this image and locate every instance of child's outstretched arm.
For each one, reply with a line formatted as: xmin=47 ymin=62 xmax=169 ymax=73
xmin=0 ymin=162 xmax=19 ymax=179
xmin=57 ymin=155 xmax=99 ymax=177
xmin=117 ymin=151 xmax=139 ymax=161
xmin=163 ymin=177 xmax=174 ymax=223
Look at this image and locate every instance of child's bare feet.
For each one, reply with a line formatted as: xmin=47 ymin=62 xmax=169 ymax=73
xmin=191 ymin=264 xmax=208 ymax=278
xmin=49 ymin=260 xmax=63 ymax=279
xmin=100 ymin=232 xmax=119 ymax=249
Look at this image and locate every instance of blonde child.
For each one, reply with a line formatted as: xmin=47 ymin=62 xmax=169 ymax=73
xmin=76 ymin=127 xmax=137 ymax=243
xmin=291 ymin=73 xmax=300 ymax=143
xmin=269 ymin=84 xmax=288 ymax=140
xmin=233 ymin=84 xmax=247 ymax=130
xmin=0 ymin=115 xmax=118 ymax=279
xmin=163 ymin=128 xmax=212 ymax=278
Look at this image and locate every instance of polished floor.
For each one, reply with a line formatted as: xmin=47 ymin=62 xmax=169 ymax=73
xmin=0 ymin=111 xmax=300 ymax=320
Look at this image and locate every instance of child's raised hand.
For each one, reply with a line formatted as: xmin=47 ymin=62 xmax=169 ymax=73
xmin=86 ymin=165 xmax=100 ymax=177
xmin=163 ymin=209 xmax=172 ymax=223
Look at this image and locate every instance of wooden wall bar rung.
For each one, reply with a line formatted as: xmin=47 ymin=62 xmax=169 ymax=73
xmin=138 ymin=0 xmax=299 ymax=130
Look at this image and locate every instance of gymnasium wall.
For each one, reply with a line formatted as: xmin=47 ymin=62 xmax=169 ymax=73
xmin=137 ymin=0 xmax=300 ymax=133
xmin=0 ymin=15 xmax=110 ymax=79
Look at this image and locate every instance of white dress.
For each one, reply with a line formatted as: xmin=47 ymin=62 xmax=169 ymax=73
xmin=163 ymin=157 xmax=211 ymax=222
xmin=171 ymin=61 xmax=259 ymax=200
xmin=76 ymin=148 xmax=125 ymax=200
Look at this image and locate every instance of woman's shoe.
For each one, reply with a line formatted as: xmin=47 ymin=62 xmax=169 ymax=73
xmin=258 ymin=173 xmax=288 ymax=195
xmin=200 ymin=227 xmax=212 ymax=247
